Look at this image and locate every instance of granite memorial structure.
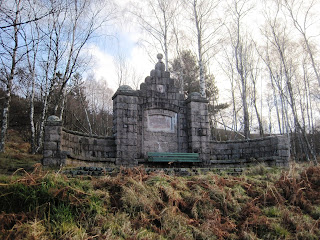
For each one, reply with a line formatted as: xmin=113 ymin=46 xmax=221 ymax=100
xmin=43 ymin=54 xmax=290 ymax=168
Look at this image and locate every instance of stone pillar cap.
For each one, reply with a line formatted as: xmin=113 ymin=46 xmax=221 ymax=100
xmin=47 ymin=115 xmax=61 ymax=122
xmin=118 ymin=85 xmax=133 ymax=91
xmin=186 ymin=92 xmax=208 ymax=103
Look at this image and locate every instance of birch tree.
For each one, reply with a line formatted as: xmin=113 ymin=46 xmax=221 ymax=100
xmin=35 ymin=0 xmax=116 ymax=151
xmin=21 ymin=1 xmax=43 ymax=154
xmin=187 ymin=0 xmax=222 ymax=98
xmin=131 ymin=0 xmax=181 ymax=70
xmin=283 ymin=0 xmax=320 ymax=87
xmin=225 ymin=0 xmax=255 ymax=139
xmin=262 ymin=1 xmax=317 ymax=164
xmin=0 ymin=0 xmax=22 ymax=152
xmin=114 ymin=50 xmax=129 ymax=87
xmin=52 ymin=0 xmax=115 ymax=118
xmin=249 ymin=52 xmax=264 ymax=136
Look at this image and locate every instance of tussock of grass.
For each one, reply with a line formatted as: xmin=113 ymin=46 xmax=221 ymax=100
xmin=1 ymin=163 xmax=320 ymax=239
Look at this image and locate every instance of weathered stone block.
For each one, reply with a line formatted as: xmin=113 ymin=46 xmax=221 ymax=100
xmin=279 ymin=149 xmax=289 ymax=157
xmin=46 ymin=134 xmax=61 ymax=142
xmin=43 ymin=150 xmax=53 ymax=157
xmin=42 ymin=158 xmax=60 ymax=166
xmin=43 ymin=142 xmax=57 ymax=150
xmin=44 ymin=126 xmax=61 ymax=135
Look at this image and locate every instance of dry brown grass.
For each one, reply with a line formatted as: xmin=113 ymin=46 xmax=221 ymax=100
xmin=1 ymin=159 xmax=320 ymax=239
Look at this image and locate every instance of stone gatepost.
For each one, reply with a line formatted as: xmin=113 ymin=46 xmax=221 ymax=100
xmin=42 ymin=115 xmax=66 ymax=166
xmin=275 ymin=135 xmax=290 ymax=167
xmin=186 ymin=92 xmax=210 ymax=165
xmin=112 ymin=86 xmax=139 ymax=166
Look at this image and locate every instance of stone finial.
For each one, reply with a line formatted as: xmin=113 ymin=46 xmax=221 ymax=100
xmin=155 ymin=53 xmax=165 ymax=71
xmin=46 ymin=115 xmax=62 ymax=126
xmin=47 ymin=115 xmax=60 ymax=122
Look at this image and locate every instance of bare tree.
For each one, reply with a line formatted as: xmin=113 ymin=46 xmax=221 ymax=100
xmin=262 ymin=1 xmax=317 ymax=164
xmin=114 ymin=50 xmax=129 ymax=87
xmin=130 ymin=68 xmax=143 ymax=90
xmin=131 ymin=0 xmax=181 ymax=70
xmin=21 ymin=1 xmax=44 ymax=154
xmin=53 ymin=0 xmax=116 ymax=118
xmin=0 ymin=0 xmax=22 ymax=152
xmin=224 ymin=0 xmax=255 ymax=139
xmin=35 ymin=0 xmax=116 ymax=151
xmin=186 ymin=0 xmax=222 ymax=98
xmin=249 ymin=50 xmax=264 ymax=137
xmin=36 ymin=1 xmax=64 ymax=152
xmin=84 ymin=75 xmax=113 ymax=135
xmin=283 ymin=0 xmax=320 ymax=87
xmin=217 ymin=46 xmax=240 ymax=136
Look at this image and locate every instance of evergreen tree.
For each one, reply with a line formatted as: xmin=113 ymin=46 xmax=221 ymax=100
xmin=170 ymin=50 xmax=228 ymax=138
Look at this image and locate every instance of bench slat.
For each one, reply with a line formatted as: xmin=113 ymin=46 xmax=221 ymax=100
xmin=148 ymin=152 xmax=199 ymax=156
xmin=148 ymin=152 xmax=200 ymax=163
xmin=149 ymin=159 xmax=201 ymax=162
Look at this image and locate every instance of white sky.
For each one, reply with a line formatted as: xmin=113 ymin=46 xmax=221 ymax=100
xmin=80 ymin=0 xmax=320 ymax=133
xmin=83 ymin=0 xmax=154 ymax=92
xmin=85 ymin=0 xmax=320 ymax=105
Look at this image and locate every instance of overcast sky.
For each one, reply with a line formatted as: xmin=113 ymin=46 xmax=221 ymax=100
xmin=84 ymin=0 xmax=320 ymax=100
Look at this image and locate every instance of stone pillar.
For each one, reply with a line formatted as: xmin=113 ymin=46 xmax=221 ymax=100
xmin=186 ymin=92 xmax=210 ymax=165
xmin=112 ymin=85 xmax=139 ymax=166
xmin=42 ymin=115 xmax=66 ymax=166
xmin=276 ymin=135 xmax=290 ymax=167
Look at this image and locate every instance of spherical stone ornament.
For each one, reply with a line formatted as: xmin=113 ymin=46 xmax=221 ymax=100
xmin=157 ymin=53 xmax=163 ymax=60
xmin=155 ymin=53 xmax=165 ymax=71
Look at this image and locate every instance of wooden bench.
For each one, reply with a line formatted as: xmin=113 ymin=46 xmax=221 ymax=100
xmin=148 ymin=152 xmax=201 ymax=163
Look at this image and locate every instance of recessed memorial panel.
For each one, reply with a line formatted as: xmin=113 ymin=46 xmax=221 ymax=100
xmin=147 ymin=114 xmax=176 ymax=132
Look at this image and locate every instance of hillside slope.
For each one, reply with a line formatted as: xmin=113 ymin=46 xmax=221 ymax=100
xmin=0 ymin=130 xmax=319 ymax=239
xmin=0 ymin=163 xmax=319 ymax=239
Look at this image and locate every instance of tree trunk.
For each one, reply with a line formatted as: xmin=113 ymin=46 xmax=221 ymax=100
xmin=0 ymin=6 xmax=19 ymax=152
xmin=193 ymin=0 xmax=206 ymax=98
xmin=30 ymin=72 xmax=36 ymax=154
xmin=0 ymin=84 xmax=12 ymax=153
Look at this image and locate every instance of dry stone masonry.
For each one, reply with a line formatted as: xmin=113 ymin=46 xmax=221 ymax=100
xmin=43 ymin=54 xmax=290 ymax=168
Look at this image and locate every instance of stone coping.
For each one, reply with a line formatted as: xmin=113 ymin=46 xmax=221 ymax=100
xmin=62 ymin=128 xmax=114 ymax=140
xmin=112 ymin=89 xmax=138 ymax=99
xmin=210 ymin=135 xmax=285 ymax=143
xmin=185 ymin=97 xmax=209 ymax=104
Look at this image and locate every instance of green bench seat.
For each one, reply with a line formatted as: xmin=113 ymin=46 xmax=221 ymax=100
xmin=148 ymin=152 xmax=201 ymax=163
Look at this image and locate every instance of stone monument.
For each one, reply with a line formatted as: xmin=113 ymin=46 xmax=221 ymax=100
xmin=42 ymin=54 xmax=290 ymax=168
xmin=112 ymin=53 xmax=210 ymax=165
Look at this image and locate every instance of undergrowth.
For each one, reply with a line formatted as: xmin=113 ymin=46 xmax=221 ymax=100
xmin=0 ymin=163 xmax=319 ymax=239
xmin=0 ymin=129 xmax=42 ymax=174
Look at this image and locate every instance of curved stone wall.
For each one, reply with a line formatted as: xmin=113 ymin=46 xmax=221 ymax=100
xmin=61 ymin=128 xmax=116 ymax=164
xmin=42 ymin=117 xmax=116 ymax=166
xmin=210 ymin=135 xmax=290 ymax=167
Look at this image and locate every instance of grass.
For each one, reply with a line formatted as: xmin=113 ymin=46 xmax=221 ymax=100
xmin=1 ymin=163 xmax=319 ymax=239
xmin=0 ymin=129 xmax=42 ymax=174
xmin=0 ymin=130 xmax=319 ymax=239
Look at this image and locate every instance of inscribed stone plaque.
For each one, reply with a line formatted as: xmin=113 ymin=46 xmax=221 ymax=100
xmin=147 ymin=114 xmax=176 ymax=132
